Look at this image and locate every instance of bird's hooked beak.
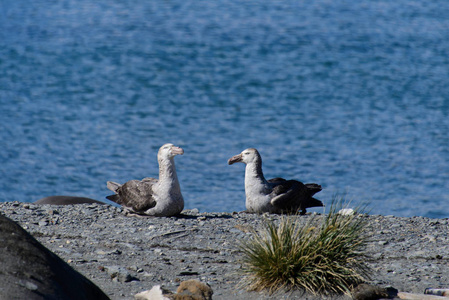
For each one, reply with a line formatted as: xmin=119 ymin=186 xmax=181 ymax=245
xmin=227 ymin=153 xmax=243 ymax=165
xmin=171 ymin=146 xmax=184 ymax=156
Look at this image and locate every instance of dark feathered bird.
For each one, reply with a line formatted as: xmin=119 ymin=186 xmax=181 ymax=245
xmin=228 ymin=148 xmax=323 ymax=214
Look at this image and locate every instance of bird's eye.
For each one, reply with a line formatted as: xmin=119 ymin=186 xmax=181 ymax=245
xmin=244 ymin=152 xmax=250 ymax=155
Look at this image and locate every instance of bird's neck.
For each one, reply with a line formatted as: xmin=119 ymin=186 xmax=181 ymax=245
xmin=245 ymin=161 xmax=268 ymax=187
xmin=158 ymin=158 xmax=180 ymax=190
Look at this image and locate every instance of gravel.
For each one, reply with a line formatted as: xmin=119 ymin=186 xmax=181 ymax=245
xmin=1 ymin=201 xmax=448 ymax=299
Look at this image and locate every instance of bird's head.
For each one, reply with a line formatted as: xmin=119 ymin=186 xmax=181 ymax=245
xmin=159 ymin=143 xmax=184 ymax=159
xmin=228 ymin=148 xmax=261 ymax=165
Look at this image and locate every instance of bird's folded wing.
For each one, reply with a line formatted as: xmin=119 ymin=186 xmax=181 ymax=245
xmin=304 ymin=183 xmax=322 ymax=196
xmin=141 ymin=177 xmax=158 ymax=184
xmin=270 ymin=180 xmax=306 ymax=209
xmin=267 ymin=177 xmax=287 ymax=184
xmin=119 ymin=179 xmax=158 ymax=211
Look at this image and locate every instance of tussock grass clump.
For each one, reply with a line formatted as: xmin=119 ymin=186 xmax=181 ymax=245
xmin=239 ymin=199 xmax=371 ymax=295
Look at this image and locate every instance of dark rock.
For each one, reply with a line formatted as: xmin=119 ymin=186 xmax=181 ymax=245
xmin=0 ymin=213 xmax=109 ymax=300
xmin=352 ymin=283 xmax=391 ymax=300
xmin=178 ymin=271 xmax=199 ymax=276
xmin=34 ymin=196 xmax=107 ymax=205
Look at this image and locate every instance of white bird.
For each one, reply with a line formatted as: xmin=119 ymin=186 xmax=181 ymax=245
xmin=106 ymin=143 xmax=184 ymax=216
xmin=228 ymin=148 xmax=323 ymax=214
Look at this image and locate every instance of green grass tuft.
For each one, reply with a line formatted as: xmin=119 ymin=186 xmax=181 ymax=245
xmin=238 ymin=196 xmax=371 ymax=295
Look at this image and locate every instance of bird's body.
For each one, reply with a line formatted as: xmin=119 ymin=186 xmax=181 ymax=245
xmin=106 ymin=143 xmax=184 ymax=217
xmin=228 ymin=148 xmax=323 ymax=214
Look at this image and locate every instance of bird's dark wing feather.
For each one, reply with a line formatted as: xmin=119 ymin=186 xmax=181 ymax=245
xmin=270 ymin=180 xmax=306 ymax=210
xmin=267 ymin=177 xmax=287 ymax=184
xmin=270 ymin=179 xmax=323 ymax=213
xmin=108 ymin=178 xmax=157 ymax=212
xmin=305 ymin=183 xmax=322 ymax=196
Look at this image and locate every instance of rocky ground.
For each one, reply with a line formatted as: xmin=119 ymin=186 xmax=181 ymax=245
xmin=1 ymin=201 xmax=449 ymax=300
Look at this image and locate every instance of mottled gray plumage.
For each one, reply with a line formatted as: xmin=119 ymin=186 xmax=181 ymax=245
xmin=228 ymin=148 xmax=323 ymax=214
xmin=106 ymin=143 xmax=184 ymax=216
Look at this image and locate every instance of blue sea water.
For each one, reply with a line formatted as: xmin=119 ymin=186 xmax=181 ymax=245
xmin=1 ymin=0 xmax=448 ymax=218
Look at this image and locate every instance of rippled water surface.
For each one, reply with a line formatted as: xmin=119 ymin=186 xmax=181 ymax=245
xmin=1 ymin=0 xmax=449 ymax=218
